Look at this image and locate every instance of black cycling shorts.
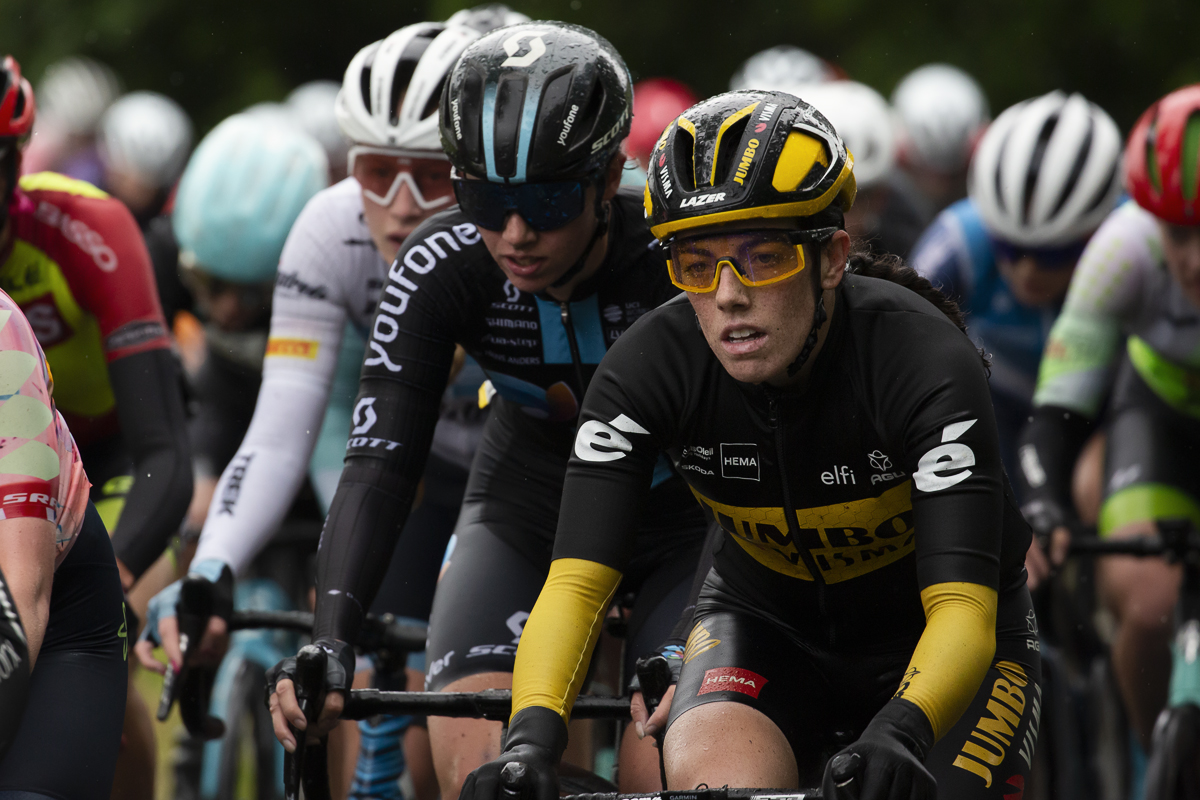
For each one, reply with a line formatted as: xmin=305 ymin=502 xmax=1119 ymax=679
xmin=0 ymin=503 xmax=129 ymax=800
xmin=424 ymin=519 xmax=698 ymax=692
xmin=1099 ymin=358 xmax=1200 ymax=536
xmin=668 ymin=570 xmax=1042 ymax=798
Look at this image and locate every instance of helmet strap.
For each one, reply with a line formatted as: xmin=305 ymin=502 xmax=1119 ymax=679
xmin=549 ymin=175 xmax=610 ymax=290
xmin=785 ymin=254 xmax=828 ymax=378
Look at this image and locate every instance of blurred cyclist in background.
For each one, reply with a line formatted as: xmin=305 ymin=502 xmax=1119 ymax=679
xmin=728 ymin=44 xmax=842 ymax=91
xmin=142 ymin=18 xmax=492 ymax=800
xmin=0 ymin=53 xmax=193 ymax=800
xmin=800 ymin=80 xmax=932 ymax=259
xmin=97 ymin=91 xmax=194 ymax=323
xmin=169 ymin=112 xmax=329 ymax=538
xmin=288 ymin=81 xmax=351 ymax=184
xmin=911 ymin=91 xmax=1123 ymax=487
xmin=892 ymin=64 xmax=990 ymax=212
xmin=21 ymin=56 xmax=121 ymax=184
xmin=1016 ymin=85 xmax=1200 ymax=748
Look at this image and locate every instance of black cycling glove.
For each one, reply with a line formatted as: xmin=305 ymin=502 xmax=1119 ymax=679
xmin=821 ymin=699 xmax=936 ymax=800
xmin=266 ymin=639 xmax=356 ymax=707
xmin=459 ymin=707 xmax=568 ymax=800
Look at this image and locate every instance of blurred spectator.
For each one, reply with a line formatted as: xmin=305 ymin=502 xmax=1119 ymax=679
xmin=892 ymin=64 xmax=990 ymax=211
xmin=799 ymin=80 xmax=932 ymax=259
xmin=22 ymin=57 xmax=121 ymax=184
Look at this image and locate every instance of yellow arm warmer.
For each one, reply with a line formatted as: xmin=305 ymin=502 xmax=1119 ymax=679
xmin=895 ymin=581 xmax=997 ymax=741
xmin=510 ymin=557 xmax=623 ymax=726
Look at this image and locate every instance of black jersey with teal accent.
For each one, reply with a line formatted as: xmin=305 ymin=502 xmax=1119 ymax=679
xmin=313 ymin=188 xmax=703 ymax=644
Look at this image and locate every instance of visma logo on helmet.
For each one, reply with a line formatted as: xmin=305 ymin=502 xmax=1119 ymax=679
xmin=500 ymin=31 xmax=550 ymax=68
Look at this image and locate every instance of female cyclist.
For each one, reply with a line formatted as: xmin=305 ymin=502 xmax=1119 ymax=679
xmin=460 ymin=90 xmax=1038 ymax=800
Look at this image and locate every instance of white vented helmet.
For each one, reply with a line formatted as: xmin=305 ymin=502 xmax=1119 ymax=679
xmin=98 ymin=91 xmax=193 ymax=188
xmin=445 ymin=3 xmax=531 ymax=33
xmin=336 ymin=22 xmax=481 ymax=151
xmin=287 ymin=81 xmax=350 ymax=171
xmin=730 ymin=45 xmax=838 ymax=93
xmin=799 ymin=81 xmax=896 ymax=189
xmin=969 ymin=91 xmax=1123 ymax=247
xmin=892 ymin=64 xmax=989 ymax=173
xmin=38 ymin=56 xmax=123 ymax=136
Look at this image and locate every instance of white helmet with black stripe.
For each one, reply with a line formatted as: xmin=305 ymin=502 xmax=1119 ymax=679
xmin=335 ymin=22 xmax=481 ymax=151
xmin=969 ymin=91 xmax=1122 ymax=247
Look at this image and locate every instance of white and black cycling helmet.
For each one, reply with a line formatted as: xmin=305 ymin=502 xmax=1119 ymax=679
xmin=445 ymin=3 xmax=531 ymax=33
xmin=729 ymin=46 xmax=839 ymax=93
xmin=98 ymin=91 xmax=193 ymax=189
xmin=335 ymin=22 xmax=481 ymax=152
xmin=798 ymin=81 xmax=895 ymax=189
xmin=892 ymin=64 xmax=989 ymax=174
xmin=287 ymin=81 xmax=350 ymax=171
xmin=37 ymin=56 xmax=122 ymax=136
xmin=969 ymin=91 xmax=1122 ymax=247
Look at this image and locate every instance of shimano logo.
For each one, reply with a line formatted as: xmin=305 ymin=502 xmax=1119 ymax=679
xmin=367 ymin=224 xmax=482 ymax=373
xmin=557 ymin=104 xmax=579 ymax=146
xmin=680 ymin=192 xmax=726 ymax=208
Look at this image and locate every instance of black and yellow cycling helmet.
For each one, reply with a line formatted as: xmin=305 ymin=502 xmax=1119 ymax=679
xmin=644 ymin=90 xmax=856 ymax=241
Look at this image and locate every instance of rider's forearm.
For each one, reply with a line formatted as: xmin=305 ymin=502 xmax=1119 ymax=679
xmin=510 ymin=557 xmax=623 ymax=726
xmin=311 ymin=462 xmax=421 ymax=645
xmin=108 ymin=349 xmax=194 ymax=577
xmin=192 ymin=324 xmax=341 ymax=574
xmin=893 ymin=581 xmax=997 ymax=742
xmin=1016 ymin=404 xmax=1093 ymax=515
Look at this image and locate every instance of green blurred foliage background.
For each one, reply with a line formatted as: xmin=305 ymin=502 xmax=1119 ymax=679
xmin=4 ymin=0 xmax=1199 ymax=136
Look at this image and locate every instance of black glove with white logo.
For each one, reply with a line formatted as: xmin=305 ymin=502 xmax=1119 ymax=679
xmin=266 ymin=639 xmax=356 ymax=706
xmin=458 ymin=707 xmax=567 ymax=800
xmin=1020 ymin=498 xmax=1071 ymax=546
xmin=821 ymin=700 xmax=936 ymax=800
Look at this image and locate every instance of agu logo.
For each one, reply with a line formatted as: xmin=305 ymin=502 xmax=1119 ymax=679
xmin=720 ymin=443 xmax=759 ymax=481
xmin=697 ymin=667 xmax=767 ymax=699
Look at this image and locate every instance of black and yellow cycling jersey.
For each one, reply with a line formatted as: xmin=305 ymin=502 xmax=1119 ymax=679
xmin=511 ymin=273 xmax=1033 ymax=752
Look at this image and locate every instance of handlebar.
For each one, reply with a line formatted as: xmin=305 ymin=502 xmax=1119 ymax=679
xmin=560 ymin=789 xmax=823 ymax=800
xmin=1067 ymin=518 xmax=1200 ymax=562
xmin=342 ymin=689 xmax=632 ymax=722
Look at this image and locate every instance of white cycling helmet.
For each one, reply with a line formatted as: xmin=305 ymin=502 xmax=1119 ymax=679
xmin=445 ymin=3 xmax=531 ymax=32
xmin=98 ymin=91 xmax=193 ymax=189
xmin=286 ymin=81 xmax=350 ymax=172
xmin=799 ymin=81 xmax=896 ymax=189
xmin=892 ymin=64 xmax=989 ymax=173
xmin=37 ymin=56 xmax=122 ymax=136
xmin=969 ymin=91 xmax=1123 ymax=247
xmin=335 ymin=22 xmax=481 ymax=151
xmin=729 ymin=45 xmax=838 ymax=93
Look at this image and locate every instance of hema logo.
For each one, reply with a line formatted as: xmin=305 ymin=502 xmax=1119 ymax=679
xmin=720 ymin=443 xmax=759 ymax=481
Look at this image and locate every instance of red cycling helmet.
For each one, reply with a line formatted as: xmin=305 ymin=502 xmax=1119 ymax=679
xmin=0 ymin=56 xmax=34 ymax=143
xmin=624 ymin=78 xmax=697 ymax=169
xmin=1126 ymin=84 xmax=1200 ymax=226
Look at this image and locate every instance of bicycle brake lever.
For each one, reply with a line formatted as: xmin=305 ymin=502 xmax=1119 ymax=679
xmin=160 ymin=577 xmax=226 ymax=738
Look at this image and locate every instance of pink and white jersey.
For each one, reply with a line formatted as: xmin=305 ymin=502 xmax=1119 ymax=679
xmin=0 ymin=288 xmax=90 ymax=568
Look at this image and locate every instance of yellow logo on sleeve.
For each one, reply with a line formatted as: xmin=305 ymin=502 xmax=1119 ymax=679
xmin=265 ymin=338 xmax=319 ymax=359
xmin=690 ymin=481 xmax=915 ymax=583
